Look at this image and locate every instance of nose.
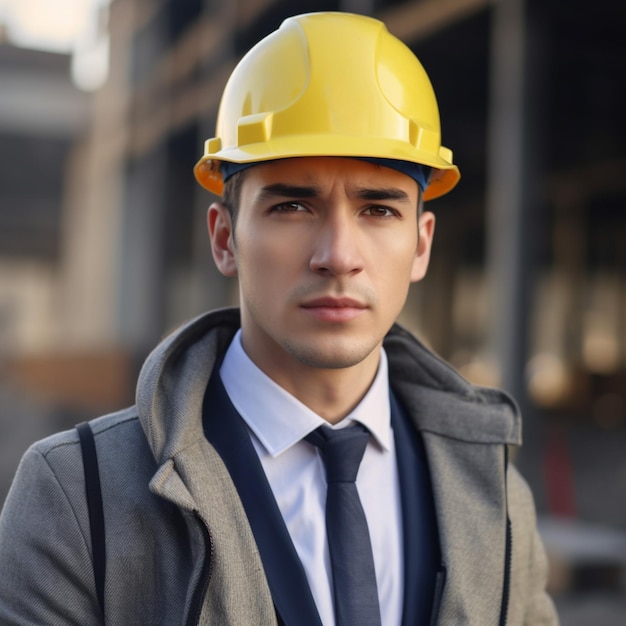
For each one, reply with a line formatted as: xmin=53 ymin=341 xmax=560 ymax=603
xmin=309 ymin=211 xmax=364 ymax=276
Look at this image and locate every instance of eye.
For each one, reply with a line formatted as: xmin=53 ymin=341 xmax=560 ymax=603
xmin=270 ymin=201 xmax=309 ymax=213
xmin=362 ymin=205 xmax=399 ymax=218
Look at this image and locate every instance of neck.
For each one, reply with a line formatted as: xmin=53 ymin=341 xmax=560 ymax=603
xmin=247 ymin=345 xmax=382 ymax=425
xmin=282 ymin=360 xmax=381 ymax=424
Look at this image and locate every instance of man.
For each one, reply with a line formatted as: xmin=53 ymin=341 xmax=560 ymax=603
xmin=0 ymin=12 xmax=557 ymax=625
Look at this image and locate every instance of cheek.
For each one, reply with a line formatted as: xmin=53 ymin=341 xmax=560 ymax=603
xmin=395 ymin=233 xmax=422 ymax=283
xmin=384 ymin=233 xmax=419 ymax=273
xmin=238 ymin=234 xmax=291 ymax=271
xmin=236 ymin=235 xmax=299 ymax=296
xmin=376 ymin=239 xmax=420 ymax=298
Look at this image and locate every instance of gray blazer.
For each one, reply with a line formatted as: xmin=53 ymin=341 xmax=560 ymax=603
xmin=0 ymin=308 xmax=558 ymax=625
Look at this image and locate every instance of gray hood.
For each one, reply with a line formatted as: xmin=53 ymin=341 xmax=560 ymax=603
xmin=136 ymin=307 xmax=521 ymax=466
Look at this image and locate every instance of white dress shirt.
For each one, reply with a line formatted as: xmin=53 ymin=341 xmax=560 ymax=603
xmin=219 ymin=330 xmax=404 ymax=626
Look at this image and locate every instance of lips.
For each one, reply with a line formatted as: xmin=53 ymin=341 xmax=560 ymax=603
xmin=301 ymin=296 xmax=367 ymax=309
xmin=300 ymin=296 xmax=368 ymax=322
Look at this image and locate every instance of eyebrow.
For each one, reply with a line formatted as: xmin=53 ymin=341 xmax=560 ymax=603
xmin=256 ymin=183 xmax=411 ymax=203
xmin=355 ymin=187 xmax=411 ymax=203
xmin=257 ymin=183 xmax=320 ymax=202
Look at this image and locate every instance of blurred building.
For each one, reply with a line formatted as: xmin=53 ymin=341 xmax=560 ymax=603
xmin=1 ymin=0 xmax=625 ymax=619
xmin=0 ymin=42 xmax=89 ymax=351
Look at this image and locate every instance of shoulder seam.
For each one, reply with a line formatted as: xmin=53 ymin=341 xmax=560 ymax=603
xmin=39 ymin=413 xmax=139 ymax=460
xmin=92 ymin=413 xmax=139 ymax=437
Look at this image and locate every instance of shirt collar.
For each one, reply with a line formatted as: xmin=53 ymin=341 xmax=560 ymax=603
xmin=219 ymin=330 xmax=392 ymax=457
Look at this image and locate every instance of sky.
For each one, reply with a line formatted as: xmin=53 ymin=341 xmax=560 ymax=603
xmin=0 ymin=0 xmax=111 ymax=90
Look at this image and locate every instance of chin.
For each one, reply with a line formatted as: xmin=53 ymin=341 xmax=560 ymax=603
xmin=283 ymin=340 xmax=380 ymax=371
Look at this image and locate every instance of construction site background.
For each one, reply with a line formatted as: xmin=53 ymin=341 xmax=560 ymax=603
xmin=1 ymin=1 xmax=625 ymax=622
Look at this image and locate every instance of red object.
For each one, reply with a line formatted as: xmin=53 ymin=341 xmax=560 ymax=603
xmin=544 ymin=425 xmax=577 ymax=518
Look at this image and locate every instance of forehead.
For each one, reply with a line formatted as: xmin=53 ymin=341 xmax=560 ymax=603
xmin=241 ymin=156 xmax=419 ymax=198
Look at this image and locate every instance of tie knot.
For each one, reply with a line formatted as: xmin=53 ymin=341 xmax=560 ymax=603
xmin=305 ymin=424 xmax=370 ymax=483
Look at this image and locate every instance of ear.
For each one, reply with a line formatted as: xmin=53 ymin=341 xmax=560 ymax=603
xmin=410 ymin=210 xmax=436 ymax=283
xmin=207 ymin=202 xmax=237 ymax=277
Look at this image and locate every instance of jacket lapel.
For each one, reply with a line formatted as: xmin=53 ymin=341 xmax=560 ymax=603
xmin=390 ymin=390 xmax=442 ymax=626
xmin=202 ymin=370 xmax=323 ymax=626
xmin=422 ymin=433 xmax=508 ymax=624
xmin=383 ymin=328 xmax=519 ymax=625
xmin=156 ymin=437 xmax=277 ymax=624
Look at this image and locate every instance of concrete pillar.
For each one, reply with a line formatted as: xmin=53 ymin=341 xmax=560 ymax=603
xmin=117 ymin=146 xmax=169 ymax=347
xmin=59 ymin=0 xmax=134 ymax=349
xmin=115 ymin=2 xmax=170 ymax=349
xmin=485 ymin=0 xmax=531 ymax=404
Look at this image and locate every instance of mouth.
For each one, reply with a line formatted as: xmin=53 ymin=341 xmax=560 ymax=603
xmin=302 ymin=296 xmax=367 ymax=308
xmin=300 ymin=296 xmax=368 ymax=322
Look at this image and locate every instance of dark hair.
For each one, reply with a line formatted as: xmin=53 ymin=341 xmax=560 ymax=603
xmin=221 ymin=169 xmax=246 ymax=227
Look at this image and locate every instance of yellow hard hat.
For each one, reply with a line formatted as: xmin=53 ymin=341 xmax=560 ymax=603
xmin=194 ymin=12 xmax=460 ymax=201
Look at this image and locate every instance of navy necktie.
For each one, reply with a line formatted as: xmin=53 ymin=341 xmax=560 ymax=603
xmin=306 ymin=424 xmax=382 ymax=626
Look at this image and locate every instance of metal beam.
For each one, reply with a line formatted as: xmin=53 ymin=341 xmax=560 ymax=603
xmin=485 ymin=0 xmax=529 ymax=399
xmin=379 ymin=0 xmax=494 ymax=42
